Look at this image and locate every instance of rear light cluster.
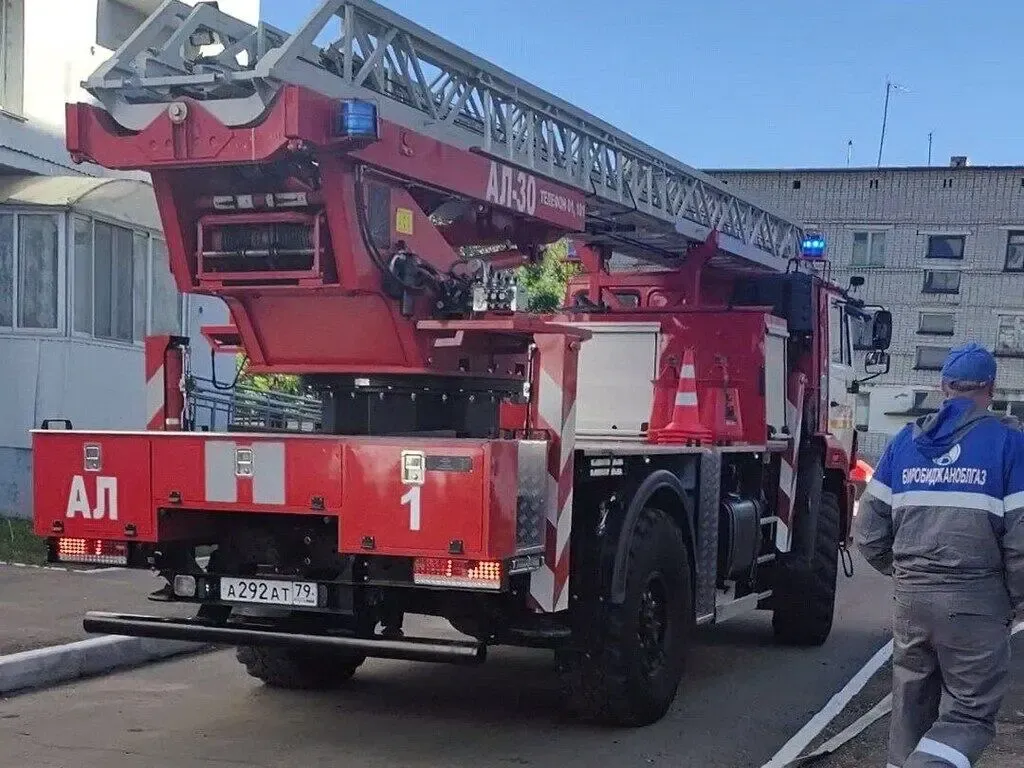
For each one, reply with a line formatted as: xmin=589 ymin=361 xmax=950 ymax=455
xmin=56 ymin=538 xmax=128 ymax=566
xmin=413 ymin=558 xmax=503 ymax=590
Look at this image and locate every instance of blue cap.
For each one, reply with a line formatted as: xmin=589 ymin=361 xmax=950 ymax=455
xmin=941 ymin=342 xmax=997 ymax=384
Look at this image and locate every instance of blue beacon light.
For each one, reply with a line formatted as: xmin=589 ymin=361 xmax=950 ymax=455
xmin=335 ymin=100 xmax=379 ymax=139
xmin=800 ymin=233 xmax=827 ymax=259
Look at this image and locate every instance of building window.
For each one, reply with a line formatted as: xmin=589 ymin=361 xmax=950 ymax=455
xmin=918 ymin=312 xmax=955 ymax=336
xmin=995 ymin=315 xmax=1024 ymax=358
xmin=93 ymin=221 xmax=135 ymax=341
xmin=926 ymin=235 xmax=965 ymax=260
xmin=133 ymin=232 xmax=148 ymax=341
xmin=915 ymin=346 xmax=950 ymax=370
xmin=990 ymin=400 xmax=1024 ymax=422
xmin=851 ymin=231 xmax=886 ymax=267
xmin=922 ymin=270 xmax=960 ymax=294
xmin=0 ymin=211 xmax=60 ymax=330
xmin=1005 ymin=231 xmax=1024 ymax=272
xmin=72 ymin=216 xmax=182 ymax=343
xmin=150 ymin=237 xmax=182 ymax=334
xmin=0 ymin=0 xmax=25 ymax=114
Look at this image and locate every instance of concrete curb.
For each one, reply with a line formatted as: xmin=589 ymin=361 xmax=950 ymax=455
xmin=0 ymin=636 xmax=211 ymax=696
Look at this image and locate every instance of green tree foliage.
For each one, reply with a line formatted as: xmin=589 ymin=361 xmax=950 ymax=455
xmin=234 ymin=355 xmax=303 ymax=395
xmin=516 ymin=239 xmax=578 ymax=312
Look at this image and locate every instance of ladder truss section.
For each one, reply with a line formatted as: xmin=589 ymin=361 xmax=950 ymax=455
xmin=86 ymin=0 xmax=805 ymax=269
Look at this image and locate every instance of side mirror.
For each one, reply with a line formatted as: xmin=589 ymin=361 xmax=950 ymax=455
xmin=849 ymin=275 xmax=865 ymax=289
xmin=864 ymin=349 xmax=891 ymax=375
xmin=871 ymin=309 xmax=892 ymax=351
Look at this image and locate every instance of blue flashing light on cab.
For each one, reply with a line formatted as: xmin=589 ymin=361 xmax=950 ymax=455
xmin=800 ymin=233 xmax=827 ymax=259
xmin=335 ymin=100 xmax=379 ymax=139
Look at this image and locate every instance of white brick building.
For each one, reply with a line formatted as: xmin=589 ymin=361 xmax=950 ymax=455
xmin=0 ymin=0 xmax=256 ymax=517
xmin=711 ymin=162 xmax=1024 ymax=459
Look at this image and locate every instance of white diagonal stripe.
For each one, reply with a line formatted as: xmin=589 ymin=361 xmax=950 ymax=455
xmin=774 ymin=517 xmax=790 ymax=551
xmin=545 ymin=473 xmax=558 ymax=525
xmin=554 ymin=581 xmax=569 ymax=612
xmin=537 ymin=367 xmax=563 ymax=435
xmin=145 ymin=367 xmax=164 ymax=427
xmin=529 ymin=564 xmax=555 ymax=612
xmin=779 ymin=459 xmax=794 ymax=501
xmin=560 ymin=398 xmax=576 ymax=470
xmin=556 ymin=490 xmax=573 ymax=554
xmin=915 ymin=737 xmax=971 ymax=768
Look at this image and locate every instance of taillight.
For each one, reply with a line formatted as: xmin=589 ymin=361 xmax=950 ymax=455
xmin=56 ymin=538 xmax=128 ymax=566
xmin=413 ymin=558 xmax=503 ymax=590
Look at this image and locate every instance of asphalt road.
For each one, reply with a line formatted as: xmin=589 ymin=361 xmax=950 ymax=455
xmin=0 ymin=554 xmax=895 ymax=768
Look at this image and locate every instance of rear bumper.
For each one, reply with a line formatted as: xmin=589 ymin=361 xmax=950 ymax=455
xmin=82 ymin=611 xmax=486 ymax=665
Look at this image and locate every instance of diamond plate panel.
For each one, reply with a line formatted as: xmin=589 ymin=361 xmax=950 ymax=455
xmin=515 ymin=440 xmax=548 ymax=554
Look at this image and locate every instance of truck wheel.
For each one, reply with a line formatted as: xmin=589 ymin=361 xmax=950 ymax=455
xmin=236 ymin=646 xmax=365 ymax=690
xmin=771 ymin=489 xmax=841 ymax=646
xmin=557 ymin=507 xmax=694 ymax=726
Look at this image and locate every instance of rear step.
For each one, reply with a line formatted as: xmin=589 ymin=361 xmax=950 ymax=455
xmin=82 ymin=611 xmax=487 ymax=665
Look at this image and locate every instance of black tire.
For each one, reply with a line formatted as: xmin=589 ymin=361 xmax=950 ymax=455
xmin=557 ymin=507 xmax=695 ymax=726
xmin=771 ymin=487 xmax=841 ymax=647
xmin=236 ymin=646 xmax=365 ymax=690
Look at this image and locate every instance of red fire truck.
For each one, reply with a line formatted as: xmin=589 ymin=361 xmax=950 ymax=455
xmin=34 ymin=0 xmax=893 ymax=726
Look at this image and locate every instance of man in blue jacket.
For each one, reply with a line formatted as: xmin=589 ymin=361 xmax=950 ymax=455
xmin=855 ymin=342 xmax=1024 ymax=768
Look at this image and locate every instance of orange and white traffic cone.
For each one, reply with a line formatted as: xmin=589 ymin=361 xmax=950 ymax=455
xmin=650 ymin=348 xmax=712 ymax=444
xmin=647 ymin=357 xmax=679 ymax=434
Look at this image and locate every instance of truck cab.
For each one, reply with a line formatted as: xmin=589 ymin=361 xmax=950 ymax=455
xmin=827 ymin=283 xmax=893 ymax=465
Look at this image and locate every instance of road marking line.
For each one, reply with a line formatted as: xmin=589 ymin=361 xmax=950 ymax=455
xmin=760 ymin=638 xmax=894 ymax=768
xmin=765 ymin=622 xmax=1023 ymax=767
xmin=785 ymin=693 xmax=893 ymax=766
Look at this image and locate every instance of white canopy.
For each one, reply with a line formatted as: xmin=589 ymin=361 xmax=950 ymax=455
xmin=0 ymin=175 xmax=162 ymax=232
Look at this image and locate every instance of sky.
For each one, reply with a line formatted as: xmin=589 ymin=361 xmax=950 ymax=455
xmin=261 ymin=0 xmax=1023 ymax=170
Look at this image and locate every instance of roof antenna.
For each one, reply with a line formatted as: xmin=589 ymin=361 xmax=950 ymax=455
xmin=877 ymin=78 xmax=909 ymax=167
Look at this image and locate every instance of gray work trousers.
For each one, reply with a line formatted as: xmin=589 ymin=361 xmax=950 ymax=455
xmin=888 ymin=587 xmax=1013 ymax=768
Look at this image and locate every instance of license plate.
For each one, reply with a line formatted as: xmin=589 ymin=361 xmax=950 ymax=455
xmin=219 ymin=577 xmax=319 ymax=607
